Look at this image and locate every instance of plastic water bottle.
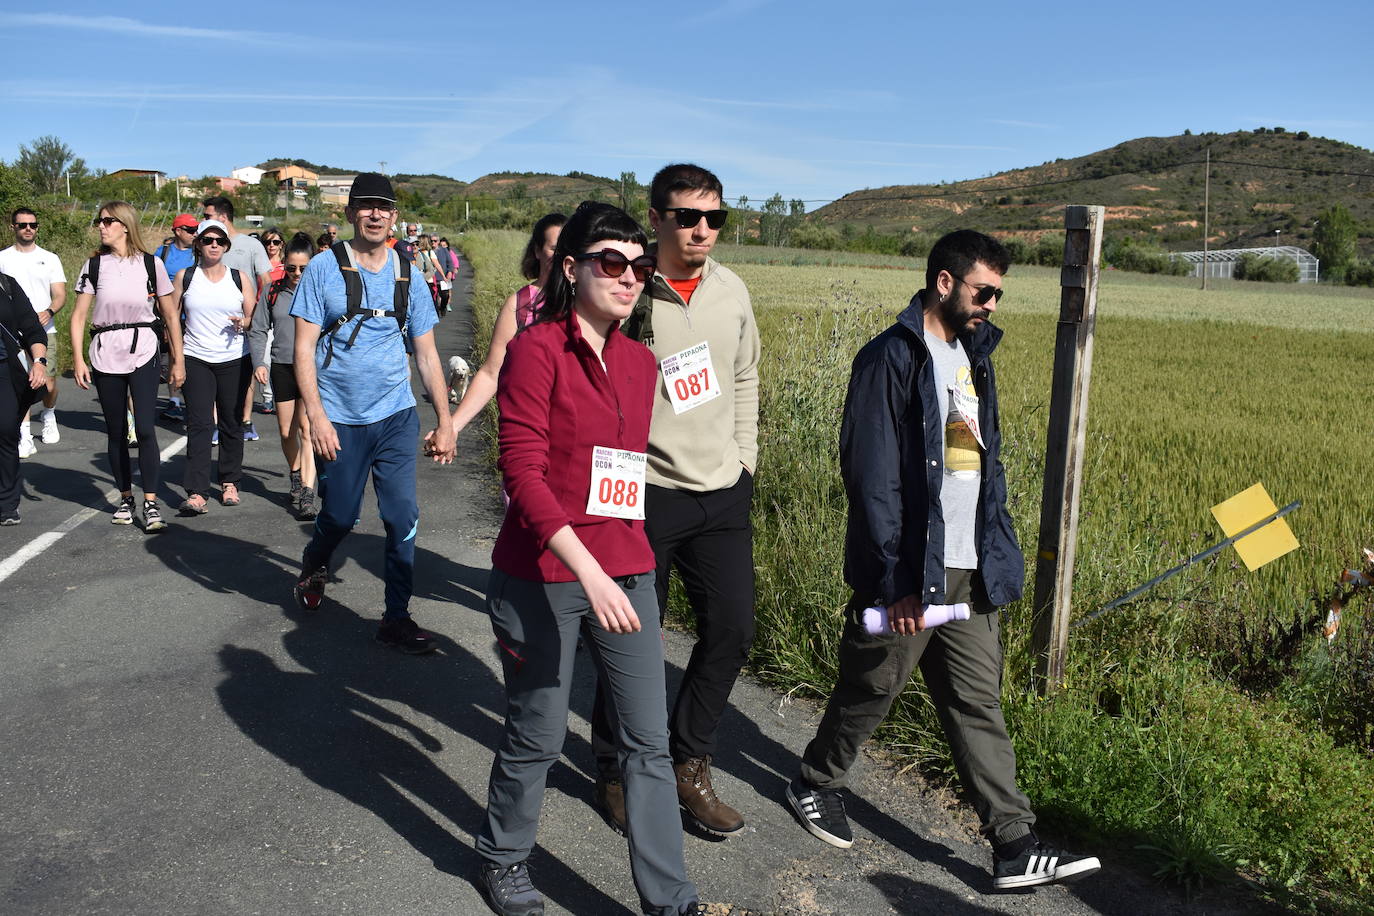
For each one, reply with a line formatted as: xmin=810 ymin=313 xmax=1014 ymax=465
xmin=862 ymin=602 xmax=971 ymax=635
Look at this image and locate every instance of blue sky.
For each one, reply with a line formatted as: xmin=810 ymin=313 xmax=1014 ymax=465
xmin=3 ymin=1 xmax=1371 ymax=206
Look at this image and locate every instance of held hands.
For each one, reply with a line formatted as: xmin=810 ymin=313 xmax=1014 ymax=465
xmin=421 ymin=425 xmax=457 ymax=464
xmin=27 ymin=362 xmax=47 ymax=389
xmin=583 ymin=570 xmax=642 ymax=634
xmin=169 ymin=359 xmax=185 ymax=390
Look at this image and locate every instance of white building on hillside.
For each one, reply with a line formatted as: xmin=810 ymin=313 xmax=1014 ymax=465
xmin=231 ymin=166 xmax=267 ymax=185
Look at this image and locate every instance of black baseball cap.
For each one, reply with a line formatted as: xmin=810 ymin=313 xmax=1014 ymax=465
xmin=349 ymin=172 xmax=396 ymax=205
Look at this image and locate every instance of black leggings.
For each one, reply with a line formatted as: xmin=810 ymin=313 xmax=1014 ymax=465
xmin=183 ymin=355 xmax=251 ymax=497
xmin=93 ymin=358 xmax=162 ymax=494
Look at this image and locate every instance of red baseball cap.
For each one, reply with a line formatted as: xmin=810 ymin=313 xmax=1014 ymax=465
xmin=172 ymin=213 xmax=199 ymax=230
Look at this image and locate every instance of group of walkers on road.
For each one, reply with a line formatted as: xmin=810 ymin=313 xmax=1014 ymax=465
xmin=0 ymin=162 xmax=1105 ymax=914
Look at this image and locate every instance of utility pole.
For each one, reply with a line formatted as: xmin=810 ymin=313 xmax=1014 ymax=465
xmin=1201 ymin=147 xmax=1210 ymax=290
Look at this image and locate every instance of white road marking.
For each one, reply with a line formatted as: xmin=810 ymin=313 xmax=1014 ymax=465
xmin=0 ymin=435 xmax=187 ymax=585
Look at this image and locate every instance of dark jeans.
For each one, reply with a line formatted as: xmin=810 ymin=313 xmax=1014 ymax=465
xmin=591 ymin=469 xmax=756 ymax=775
xmin=798 ymin=569 xmax=1036 ymax=846
xmin=477 ymin=569 xmax=698 ymax=916
xmin=92 ymin=357 xmax=162 ymax=494
xmin=183 ymin=355 xmax=251 ymax=497
xmin=301 ymin=407 xmax=418 ymax=617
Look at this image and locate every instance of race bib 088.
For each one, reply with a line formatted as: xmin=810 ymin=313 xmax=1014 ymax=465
xmin=586 ymin=446 xmax=647 ymax=520
xmin=660 ymin=341 xmax=721 ymax=415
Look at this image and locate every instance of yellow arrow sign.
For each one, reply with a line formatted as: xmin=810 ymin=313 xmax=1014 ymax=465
xmin=1210 ymin=483 xmax=1300 ymax=571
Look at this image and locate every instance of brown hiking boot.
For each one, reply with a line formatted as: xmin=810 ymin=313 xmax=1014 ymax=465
xmin=594 ymin=777 xmax=627 ymax=836
xmin=674 ymin=756 xmax=744 ymax=837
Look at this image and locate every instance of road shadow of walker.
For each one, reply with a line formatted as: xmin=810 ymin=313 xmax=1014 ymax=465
xmin=145 ymin=527 xmax=639 ymax=913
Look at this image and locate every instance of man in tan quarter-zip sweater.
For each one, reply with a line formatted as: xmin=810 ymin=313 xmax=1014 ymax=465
xmin=590 ymin=163 xmax=761 ymax=839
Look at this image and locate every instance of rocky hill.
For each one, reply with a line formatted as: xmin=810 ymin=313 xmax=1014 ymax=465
xmin=811 ymin=129 xmax=1374 ymax=252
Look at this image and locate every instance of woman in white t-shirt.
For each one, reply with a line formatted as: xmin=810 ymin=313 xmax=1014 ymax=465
xmin=70 ymin=200 xmax=185 ymax=532
xmin=172 ymin=220 xmax=253 ymax=514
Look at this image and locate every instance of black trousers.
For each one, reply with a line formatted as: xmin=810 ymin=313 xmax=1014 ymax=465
xmin=92 ymin=358 xmax=161 ymax=494
xmin=183 ymin=355 xmax=251 ymax=497
xmin=592 ymin=469 xmax=756 ymax=774
xmin=0 ymin=377 xmax=23 ymax=515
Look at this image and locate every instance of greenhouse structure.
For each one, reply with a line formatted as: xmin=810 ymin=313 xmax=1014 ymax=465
xmin=1171 ymin=246 xmax=1320 ymax=283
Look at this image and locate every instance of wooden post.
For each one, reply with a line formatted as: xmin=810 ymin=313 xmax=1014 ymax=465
xmin=1031 ymin=205 xmax=1104 ymax=695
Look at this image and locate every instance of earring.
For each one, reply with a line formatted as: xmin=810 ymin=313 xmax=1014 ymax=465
xmin=570 ymin=281 xmax=576 ymax=297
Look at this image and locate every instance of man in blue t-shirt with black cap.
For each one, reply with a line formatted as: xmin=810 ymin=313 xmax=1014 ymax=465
xmin=289 ymin=172 xmax=455 ymax=653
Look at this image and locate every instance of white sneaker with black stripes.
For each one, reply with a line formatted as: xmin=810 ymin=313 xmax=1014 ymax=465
xmin=993 ymin=839 xmax=1101 ymax=888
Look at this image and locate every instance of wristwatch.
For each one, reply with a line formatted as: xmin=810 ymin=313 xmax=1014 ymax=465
xmin=36 ymin=357 xmax=48 ymax=366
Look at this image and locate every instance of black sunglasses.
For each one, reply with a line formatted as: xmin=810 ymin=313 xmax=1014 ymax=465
xmin=573 ymin=249 xmax=656 ymax=282
xmin=91 ymin=216 xmax=123 ymax=228
xmin=13 ymin=221 xmax=38 ymax=229
xmin=660 ymin=207 xmax=728 ymax=230
xmin=175 ymin=225 xmax=197 ymax=232
xmin=199 ymin=235 xmax=230 ymax=247
xmin=264 ymin=238 xmax=283 ymax=246
xmin=283 ymin=265 xmax=307 ymax=273
xmin=951 ymin=274 xmax=1005 ymax=305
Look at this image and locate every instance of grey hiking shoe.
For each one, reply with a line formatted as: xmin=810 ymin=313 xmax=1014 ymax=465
xmin=478 ymin=860 xmax=544 ymax=916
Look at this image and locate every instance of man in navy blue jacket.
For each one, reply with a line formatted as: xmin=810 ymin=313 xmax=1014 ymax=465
xmin=785 ymin=230 xmax=1100 ymax=890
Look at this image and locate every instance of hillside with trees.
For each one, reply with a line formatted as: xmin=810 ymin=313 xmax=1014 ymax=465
xmin=811 ymin=129 xmax=1374 ymax=263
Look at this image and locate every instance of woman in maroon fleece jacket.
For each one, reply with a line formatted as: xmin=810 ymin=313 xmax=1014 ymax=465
xmin=475 ymin=203 xmax=705 ymax=916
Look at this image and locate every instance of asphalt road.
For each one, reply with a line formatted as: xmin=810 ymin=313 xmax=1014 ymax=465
xmin=0 ymin=263 xmax=1272 ymax=916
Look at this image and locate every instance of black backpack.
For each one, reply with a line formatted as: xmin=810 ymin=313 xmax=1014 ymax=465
xmin=180 ymin=264 xmax=244 ymax=302
xmin=82 ymin=253 xmax=164 ymax=354
xmin=320 ymin=241 xmax=411 ymax=368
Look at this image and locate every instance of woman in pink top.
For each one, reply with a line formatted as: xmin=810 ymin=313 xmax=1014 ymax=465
xmin=70 ymin=201 xmax=185 ymax=532
xmin=446 ymin=212 xmax=565 ymax=438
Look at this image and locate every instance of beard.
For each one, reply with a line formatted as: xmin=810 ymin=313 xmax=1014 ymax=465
xmin=938 ymin=294 xmax=989 ymax=334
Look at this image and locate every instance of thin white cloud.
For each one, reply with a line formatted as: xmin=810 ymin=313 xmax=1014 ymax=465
xmin=3 ymin=86 xmax=546 ymax=106
xmin=0 ymin=13 xmax=286 ymax=46
xmin=698 ymin=0 xmax=777 ymax=23
xmin=691 ymin=95 xmax=831 ymax=112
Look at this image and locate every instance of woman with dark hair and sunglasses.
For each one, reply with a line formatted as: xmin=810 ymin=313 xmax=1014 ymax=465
xmin=475 ymin=203 xmax=706 ymax=916
xmin=70 ymin=201 xmax=185 ymax=531
xmin=172 ymin=219 xmax=254 ymax=514
xmin=248 ymin=232 xmax=317 ymax=518
xmin=445 ymin=212 xmax=564 ymax=439
xmin=260 ymin=227 xmax=286 ymax=283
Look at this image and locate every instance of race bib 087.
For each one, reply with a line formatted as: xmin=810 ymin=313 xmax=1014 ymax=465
xmin=660 ymin=341 xmax=721 ymax=415
xmin=586 ymin=446 xmax=647 ymax=520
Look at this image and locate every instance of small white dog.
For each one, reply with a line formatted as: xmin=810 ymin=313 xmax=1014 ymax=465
xmin=447 ymin=355 xmax=471 ymax=404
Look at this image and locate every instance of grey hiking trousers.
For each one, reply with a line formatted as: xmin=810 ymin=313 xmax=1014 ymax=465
xmin=477 ymin=568 xmax=698 ymax=916
xmin=799 ymin=568 xmax=1036 ymax=847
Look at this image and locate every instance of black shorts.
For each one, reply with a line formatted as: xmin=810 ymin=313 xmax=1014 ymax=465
xmin=269 ymin=362 xmax=300 ymax=403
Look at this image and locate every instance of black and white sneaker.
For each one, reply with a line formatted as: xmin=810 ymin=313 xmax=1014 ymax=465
xmin=785 ymin=777 xmax=853 ymax=848
xmin=993 ymin=840 xmax=1101 ymax=889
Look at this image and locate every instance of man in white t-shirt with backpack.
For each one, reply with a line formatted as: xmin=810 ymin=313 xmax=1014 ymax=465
xmin=0 ymin=207 xmax=66 ymax=458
